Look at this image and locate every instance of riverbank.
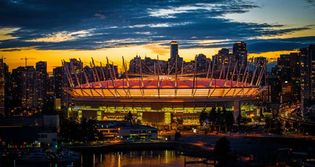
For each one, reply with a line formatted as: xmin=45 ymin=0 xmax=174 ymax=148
xmin=65 ymin=134 xmax=315 ymax=165
xmin=66 ymin=141 xmax=214 ymax=158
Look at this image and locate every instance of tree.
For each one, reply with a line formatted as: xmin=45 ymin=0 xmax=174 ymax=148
xmin=125 ymin=111 xmax=134 ymax=125
xmin=199 ymin=109 xmax=208 ymax=126
xmin=209 ymin=107 xmax=217 ymax=131
xmin=60 ymin=118 xmax=81 ymax=142
xmin=225 ymin=110 xmax=234 ymax=132
xmin=216 ymin=108 xmax=223 ymax=132
xmin=81 ymin=119 xmax=100 ymax=142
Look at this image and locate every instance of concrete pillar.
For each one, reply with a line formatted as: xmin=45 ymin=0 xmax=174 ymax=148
xmin=233 ymin=101 xmax=241 ymax=123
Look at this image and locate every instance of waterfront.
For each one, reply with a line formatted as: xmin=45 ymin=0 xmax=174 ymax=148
xmin=81 ymin=150 xmax=210 ymax=167
xmin=10 ymin=150 xmax=211 ymax=167
xmin=3 ymin=134 xmax=315 ymax=167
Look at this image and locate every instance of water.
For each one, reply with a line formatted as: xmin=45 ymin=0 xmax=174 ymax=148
xmin=3 ymin=150 xmax=212 ymax=167
xmin=80 ymin=150 xmax=212 ymax=167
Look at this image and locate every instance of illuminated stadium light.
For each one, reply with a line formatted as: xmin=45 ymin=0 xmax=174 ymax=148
xmin=64 ymin=56 xmax=266 ymax=101
xmin=62 ymin=55 xmax=267 ymax=125
xmin=68 ymin=77 xmax=262 ymax=100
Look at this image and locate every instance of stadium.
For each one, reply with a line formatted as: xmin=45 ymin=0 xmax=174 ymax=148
xmin=65 ymin=58 xmax=266 ymax=127
xmin=63 ymin=41 xmax=265 ymax=127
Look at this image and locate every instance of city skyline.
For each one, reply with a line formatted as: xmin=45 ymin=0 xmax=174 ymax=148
xmin=1 ymin=1 xmax=315 ymax=166
xmin=0 ymin=0 xmax=314 ymax=71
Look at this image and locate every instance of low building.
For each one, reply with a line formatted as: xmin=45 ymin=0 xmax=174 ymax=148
xmin=96 ymin=121 xmax=157 ymax=140
xmin=0 ymin=114 xmax=59 ymax=148
xmin=38 ymin=131 xmax=58 ymax=146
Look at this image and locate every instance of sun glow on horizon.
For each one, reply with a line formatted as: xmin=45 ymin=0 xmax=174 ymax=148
xmin=0 ymin=44 xmax=296 ymax=73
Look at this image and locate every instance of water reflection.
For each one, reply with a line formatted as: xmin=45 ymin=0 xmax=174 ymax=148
xmin=81 ymin=150 xmax=212 ymax=167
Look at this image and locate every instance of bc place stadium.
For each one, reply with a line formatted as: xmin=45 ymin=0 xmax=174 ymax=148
xmin=63 ymin=41 xmax=267 ymax=127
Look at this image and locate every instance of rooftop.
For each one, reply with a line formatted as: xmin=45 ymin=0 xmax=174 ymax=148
xmin=78 ymin=76 xmax=252 ymax=89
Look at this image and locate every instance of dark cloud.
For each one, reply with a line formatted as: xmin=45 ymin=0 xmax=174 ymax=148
xmin=306 ymin=0 xmax=315 ymax=6
xmin=0 ymin=0 xmax=314 ymax=52
xmin=247 ymin=36 xmax=315 ymax=53
xmin=0 ymin=48 xmax=22 ymax=52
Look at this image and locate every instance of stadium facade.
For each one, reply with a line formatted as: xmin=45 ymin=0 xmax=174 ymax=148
xmin=64 ymin=41 xmax=267 ymax=127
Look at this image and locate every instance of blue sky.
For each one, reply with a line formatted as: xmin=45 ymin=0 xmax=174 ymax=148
xmin=0 ymin=0 xmax=314 ymax=70
xmin=0 ymin=0 xmax=314 ymax=50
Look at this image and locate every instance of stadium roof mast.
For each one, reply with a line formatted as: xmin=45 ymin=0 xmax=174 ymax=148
xmin=256 ymin=60 xmax=267 ymax=86
xmin=224 ymin=58 xmax=232 ymax=86
xmin=230 ymin=60 xmax=238 ymax=86
xmin=74 ymin=63 xmax=81 ymax=87
xmin=206 ymin=57 xmax=211 ymax=79
xmin=236 ymin=59 xmax=244 ymax=86
xmin=91 ymin=57 xmax=101 ymax=84
xmin=122 ymin=56 xmax=131 ymax=97
xmin=181 ymin=60 xmax=184 ymax=76
xmin=106 ymin=57 xmax=119 ymax=97
xmin=157 ymin=55 xmax=161 ymax=98
xmin=90 ymin=59 xmax=97 ymax=84
xmin=138 ymin=56 xmax=144 ymax=97
xmin=62 ymin=60 xmax=74 ymax=88
xmin=207 ymin=57 xmax=215 ymax=97
xmin=192 ymin=55 xmax=197 ymax=97
xmin=175 ymin=51 xmax=178 ymax=97
xmin=100 ymin=59 xmax=115 ymax=97
xmin=209 ymin=56 xmax=216 ymax=87
xmin=99 ymin=62 xmax=106 ymax=82
xmin=250 ymin=63 xmax=258 ymax=86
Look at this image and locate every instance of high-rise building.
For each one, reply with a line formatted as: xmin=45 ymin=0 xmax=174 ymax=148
xmin=196 ymin=54 xmax=210 ymax=73
xmin=129 ymin=55 xmax=142 ymax=74
xmin=3 ymin=62 xmax=13 ymax=116
xmin=168 ymin=41 xmax=183 ymax=74
xmin=233 ymin=41 xmax=247 ymax=66
xmin=215 ymin=48 xmax=230 ymax=64
xmin=53 ymin=67 xmax=64 ymax=111
xmin=0 ymin=59 xmax=5 ymax=116
xmin=301 ymin=45 xmax=315 ymax=108
xmin=254 ymin=57 xmax=267 ymax=86
xmin=272 ymin=53 xmax=301 ymax=103
xmin=12 ymin=66 xmax=36 ymax=110
xmin=35 ymin=61 xmax=48 ymax=110
xmin=170 ymin=41 xmax=178 ymax=59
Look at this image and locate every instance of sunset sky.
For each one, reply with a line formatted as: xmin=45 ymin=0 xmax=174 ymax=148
xmin=0 ymin=0 xmax=314 ymax=72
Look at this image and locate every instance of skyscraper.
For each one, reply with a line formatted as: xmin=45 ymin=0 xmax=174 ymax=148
xmin=196 ymin=54 xmax=210 ymax=72
xmin=35 ymin=61 xmax=48 ymax=110
xmin=272 ymin=53 xmax=301 ymax=103
xmin=129 ymin=55 xmax=141 ymax=74
xmin=301 ymin=45 xmax=315 ymax=108
xmin=3 ymin=62 xmax=12 ymax=116
xmin=0 ymin=59 xmax=5 ymax=116
xmin=53 ymin=67 xmax=64 ymax=111
xmin=309 ymin=45 xmax=315 ymax=102
xmin=12 ymin=66 xmax=36 ymax=110
xmin=168 ymin=41 xmax=183 ymax=74
xmin=233 ymin=41 xmax=247 ymax=65
xmin=170 ymin=41 xmax=178 ymax=59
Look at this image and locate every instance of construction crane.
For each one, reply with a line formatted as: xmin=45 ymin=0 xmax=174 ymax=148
xmin=20 ymin=56 xmax=35 ymax=67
